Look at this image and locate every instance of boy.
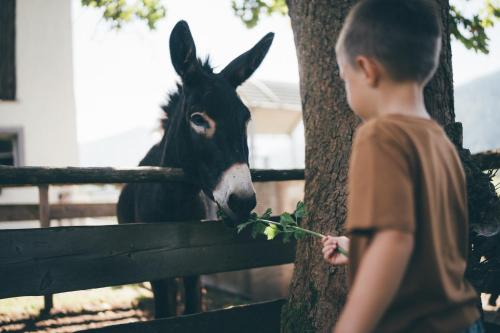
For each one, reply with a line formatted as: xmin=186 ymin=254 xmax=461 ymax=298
xmin=321 ymin=0 xmax=482 ymax=332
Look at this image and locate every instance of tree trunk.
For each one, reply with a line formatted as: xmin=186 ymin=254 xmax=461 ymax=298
xmin=282 ymin=1 xmax=358 ymax=332
xmin=282 ymin=1 xmax=457 ymax=332
xmin=425 ymin=0 xmax=455 ymax=128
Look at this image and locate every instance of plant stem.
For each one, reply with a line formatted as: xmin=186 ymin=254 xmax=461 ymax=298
xmin=258 ymin=218 xmax=349 ymax=257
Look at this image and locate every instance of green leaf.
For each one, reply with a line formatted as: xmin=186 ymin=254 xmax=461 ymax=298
xmin=236 ymin=220 xmax=255 ymax=234
xmin=283 ymin=231 xmax=293 ymax=243
xmin=280 ymin=212 xmax=294 ymax=226
xmin=264 ymin=224 xmax=279 ymax=240
xmin=294 ymin=201 xmax=306 ymax=220
xmin=261 ymin=208 xmax=273 ymax=219
xmin=294 ymin=230 xmax=306 ymax=240
xmin=251 ymin=221 xmax=267 ymax=239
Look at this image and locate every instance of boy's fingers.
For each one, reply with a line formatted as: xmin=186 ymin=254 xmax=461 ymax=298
xmin=322 ymin=245 xmax=337 ymax=255
xmin=324 ymin=249 xmax=334 ymax=260
xmin=322 ymin=239 xmax=336 ymax=247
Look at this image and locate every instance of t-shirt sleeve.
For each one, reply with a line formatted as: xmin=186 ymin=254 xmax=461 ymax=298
xmin=346 ymin=127 xmax=415 ymax=234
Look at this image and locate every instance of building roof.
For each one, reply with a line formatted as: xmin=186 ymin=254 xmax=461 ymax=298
xmin=238 ymin=80 xmax=302 ymax=135
xmin=238 ymin=80 xmax=301 ymax=110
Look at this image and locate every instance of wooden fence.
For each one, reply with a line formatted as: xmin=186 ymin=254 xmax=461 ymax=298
xmin=0 ymin=149 xmax=498 ymax=332
xmin=0 ymin=166 xmax=303 ymax=333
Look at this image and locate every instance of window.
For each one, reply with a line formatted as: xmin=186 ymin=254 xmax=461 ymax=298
xmin=0 ymin=0 xmax=16 ymax=100
xmin=0 ymin=129 xmax=23 ymax=166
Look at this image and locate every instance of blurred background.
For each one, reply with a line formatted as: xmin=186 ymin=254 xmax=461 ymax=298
xmin=0 ymin=0 xmax=499 ymax=331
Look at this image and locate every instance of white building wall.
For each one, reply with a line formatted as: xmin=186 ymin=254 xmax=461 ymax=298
xmin=0 ymin=0 xmax=79 ymax=204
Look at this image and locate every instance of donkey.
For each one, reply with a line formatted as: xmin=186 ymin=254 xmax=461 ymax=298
xmin=117 ymin=20 xmax=274 ymax=319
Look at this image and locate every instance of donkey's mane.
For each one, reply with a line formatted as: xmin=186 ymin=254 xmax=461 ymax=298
xmin=160 ymin=58 xmax=213 ymax=132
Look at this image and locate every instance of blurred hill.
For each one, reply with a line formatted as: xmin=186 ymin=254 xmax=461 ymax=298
xmin=455 ymin=70 xmax=500 ymax=153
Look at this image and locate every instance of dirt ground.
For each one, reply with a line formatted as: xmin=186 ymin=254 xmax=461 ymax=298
xmin=1 ymin=287 xmax=498 ymax=333
xmin=0 ymin=283 xmax=248 ymax=333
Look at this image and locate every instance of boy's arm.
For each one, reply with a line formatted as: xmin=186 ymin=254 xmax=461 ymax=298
xmin=333 ymin=229 xmax=414 ymax=333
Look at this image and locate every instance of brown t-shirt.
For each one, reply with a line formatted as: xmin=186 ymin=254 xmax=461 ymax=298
xmin=346 ymin=114 xmax=479 ymax=333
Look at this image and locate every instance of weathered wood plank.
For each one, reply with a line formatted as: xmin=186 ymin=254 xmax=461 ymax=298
xmin=38 ymin=185 xmax=53 ymax=312
xmin=0 ymin=221 xmax=296 ymax=298
xmin=50 ymin=203 xmax=116 ymax=219
xmin=251 ymin=168 xmax=305 ymax=182
xmin=77 ymin=299 xmax=285 ymax=333
xmin=472 ymin=149 xmax=500 ymax=170
xmin=0 ymin=204 xmax=38 ymax=221
xmin=0 ymin=152 xmax=495 ymax=186
xmin=38 ymin=185 xmax=50 ymax=228
xmin=0 ymin=166 xmax=187 ymax=185
xmin=0 ymin=203 xmax=117 ymax=222
xmin=0 ymin=166 xmax=305 ymax=186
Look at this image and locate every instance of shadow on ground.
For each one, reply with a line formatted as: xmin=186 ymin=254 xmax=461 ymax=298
xmin=0 ymin=285 xmax=249 ymax=333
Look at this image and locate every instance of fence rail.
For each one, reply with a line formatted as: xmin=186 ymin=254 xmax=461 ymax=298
xmin=0 ymin=203 xmax=116 ymax=222
xmin=0 ymin=149 xmax=497 ymax=187
xmin=77 ymin=299 xmax=286 ymax=333
xmin=472 ymin=149 xmax=500 ymax=170
xmin=0 ymin=166 xmax=305 ymax=186
xmin=0 ymin=220 xmax=295 ymax=299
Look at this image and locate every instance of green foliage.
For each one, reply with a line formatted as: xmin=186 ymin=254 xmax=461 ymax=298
xmin=81 ymin=0 xmax=166 ymax=29
xmin=450 ymin=0 xmax=500 ymax=54
xmin=231 ymin=0 xmax=287 ymax=28
xmin=232 ymin=201 xmax=317 ymax=242
xmin=231 ymin=0 xmax=500 ymax=54
xmin=223 ymin=201 xmax=349 ymax=255
xmin=82 ymin=0 xmax=500 ymax=54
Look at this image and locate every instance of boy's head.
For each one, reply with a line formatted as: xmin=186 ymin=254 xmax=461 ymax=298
xmin=336 ymin=0 xmax=442 ymax=117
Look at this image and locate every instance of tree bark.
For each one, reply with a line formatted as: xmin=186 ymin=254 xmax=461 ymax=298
xmin=282 ymin=1 xmax=457 ymax=332
xmin=424 ymin=0 xmax=455 ymax=127
xmin=282 ymin=1 xmax=357 ymax=332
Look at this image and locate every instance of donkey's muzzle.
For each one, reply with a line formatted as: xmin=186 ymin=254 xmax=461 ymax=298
xmin=228 ymin=192 xmax=256 ymax=222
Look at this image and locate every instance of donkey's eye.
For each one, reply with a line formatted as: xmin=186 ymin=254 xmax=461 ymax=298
xmin=190 ymin=113 xmax=208 ymax=128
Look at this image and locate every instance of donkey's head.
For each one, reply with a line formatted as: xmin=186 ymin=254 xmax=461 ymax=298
xmin=165 ymin=21 xmax=273 ymax=223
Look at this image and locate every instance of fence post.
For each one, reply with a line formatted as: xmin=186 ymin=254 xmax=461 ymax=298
xmin=38 ymin=185 xmax=53 ymax=314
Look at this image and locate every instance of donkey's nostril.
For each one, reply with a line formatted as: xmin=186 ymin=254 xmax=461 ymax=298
xmin=228 ymin=192 xmax=257 ymax=217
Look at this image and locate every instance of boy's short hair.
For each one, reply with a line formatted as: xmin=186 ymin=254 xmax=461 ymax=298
xmin=336 ymin=0 xmax=442 ymax=83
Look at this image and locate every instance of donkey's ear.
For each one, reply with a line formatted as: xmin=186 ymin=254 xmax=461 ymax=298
xmin=170 ymin=20 xmax=199 ymax=79
xmin=220 ymin=32 xmax=274 ymax=87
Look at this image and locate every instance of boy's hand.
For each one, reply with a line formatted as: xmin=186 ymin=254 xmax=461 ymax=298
xmin=322 ymin=235 xmax=350 ymax=265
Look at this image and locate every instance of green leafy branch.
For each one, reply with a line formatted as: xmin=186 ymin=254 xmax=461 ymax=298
xmin=81 ymin=0 xmax=166 ymax=30
xmin=450 ymin=0 xmax=500 ymax=54
xmin=232 ymin=0 xmax=500 ymax=54
xmin=219 ymin=201 xmax=349 ymax=257
xmin=82 ymin=0 xmax=500 ymax=54
xmin=231 ymin=0 xmax=288 ymax=29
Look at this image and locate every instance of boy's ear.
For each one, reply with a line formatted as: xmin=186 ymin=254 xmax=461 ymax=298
xmin=355 ymin=56 xmax=380 ymax=87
